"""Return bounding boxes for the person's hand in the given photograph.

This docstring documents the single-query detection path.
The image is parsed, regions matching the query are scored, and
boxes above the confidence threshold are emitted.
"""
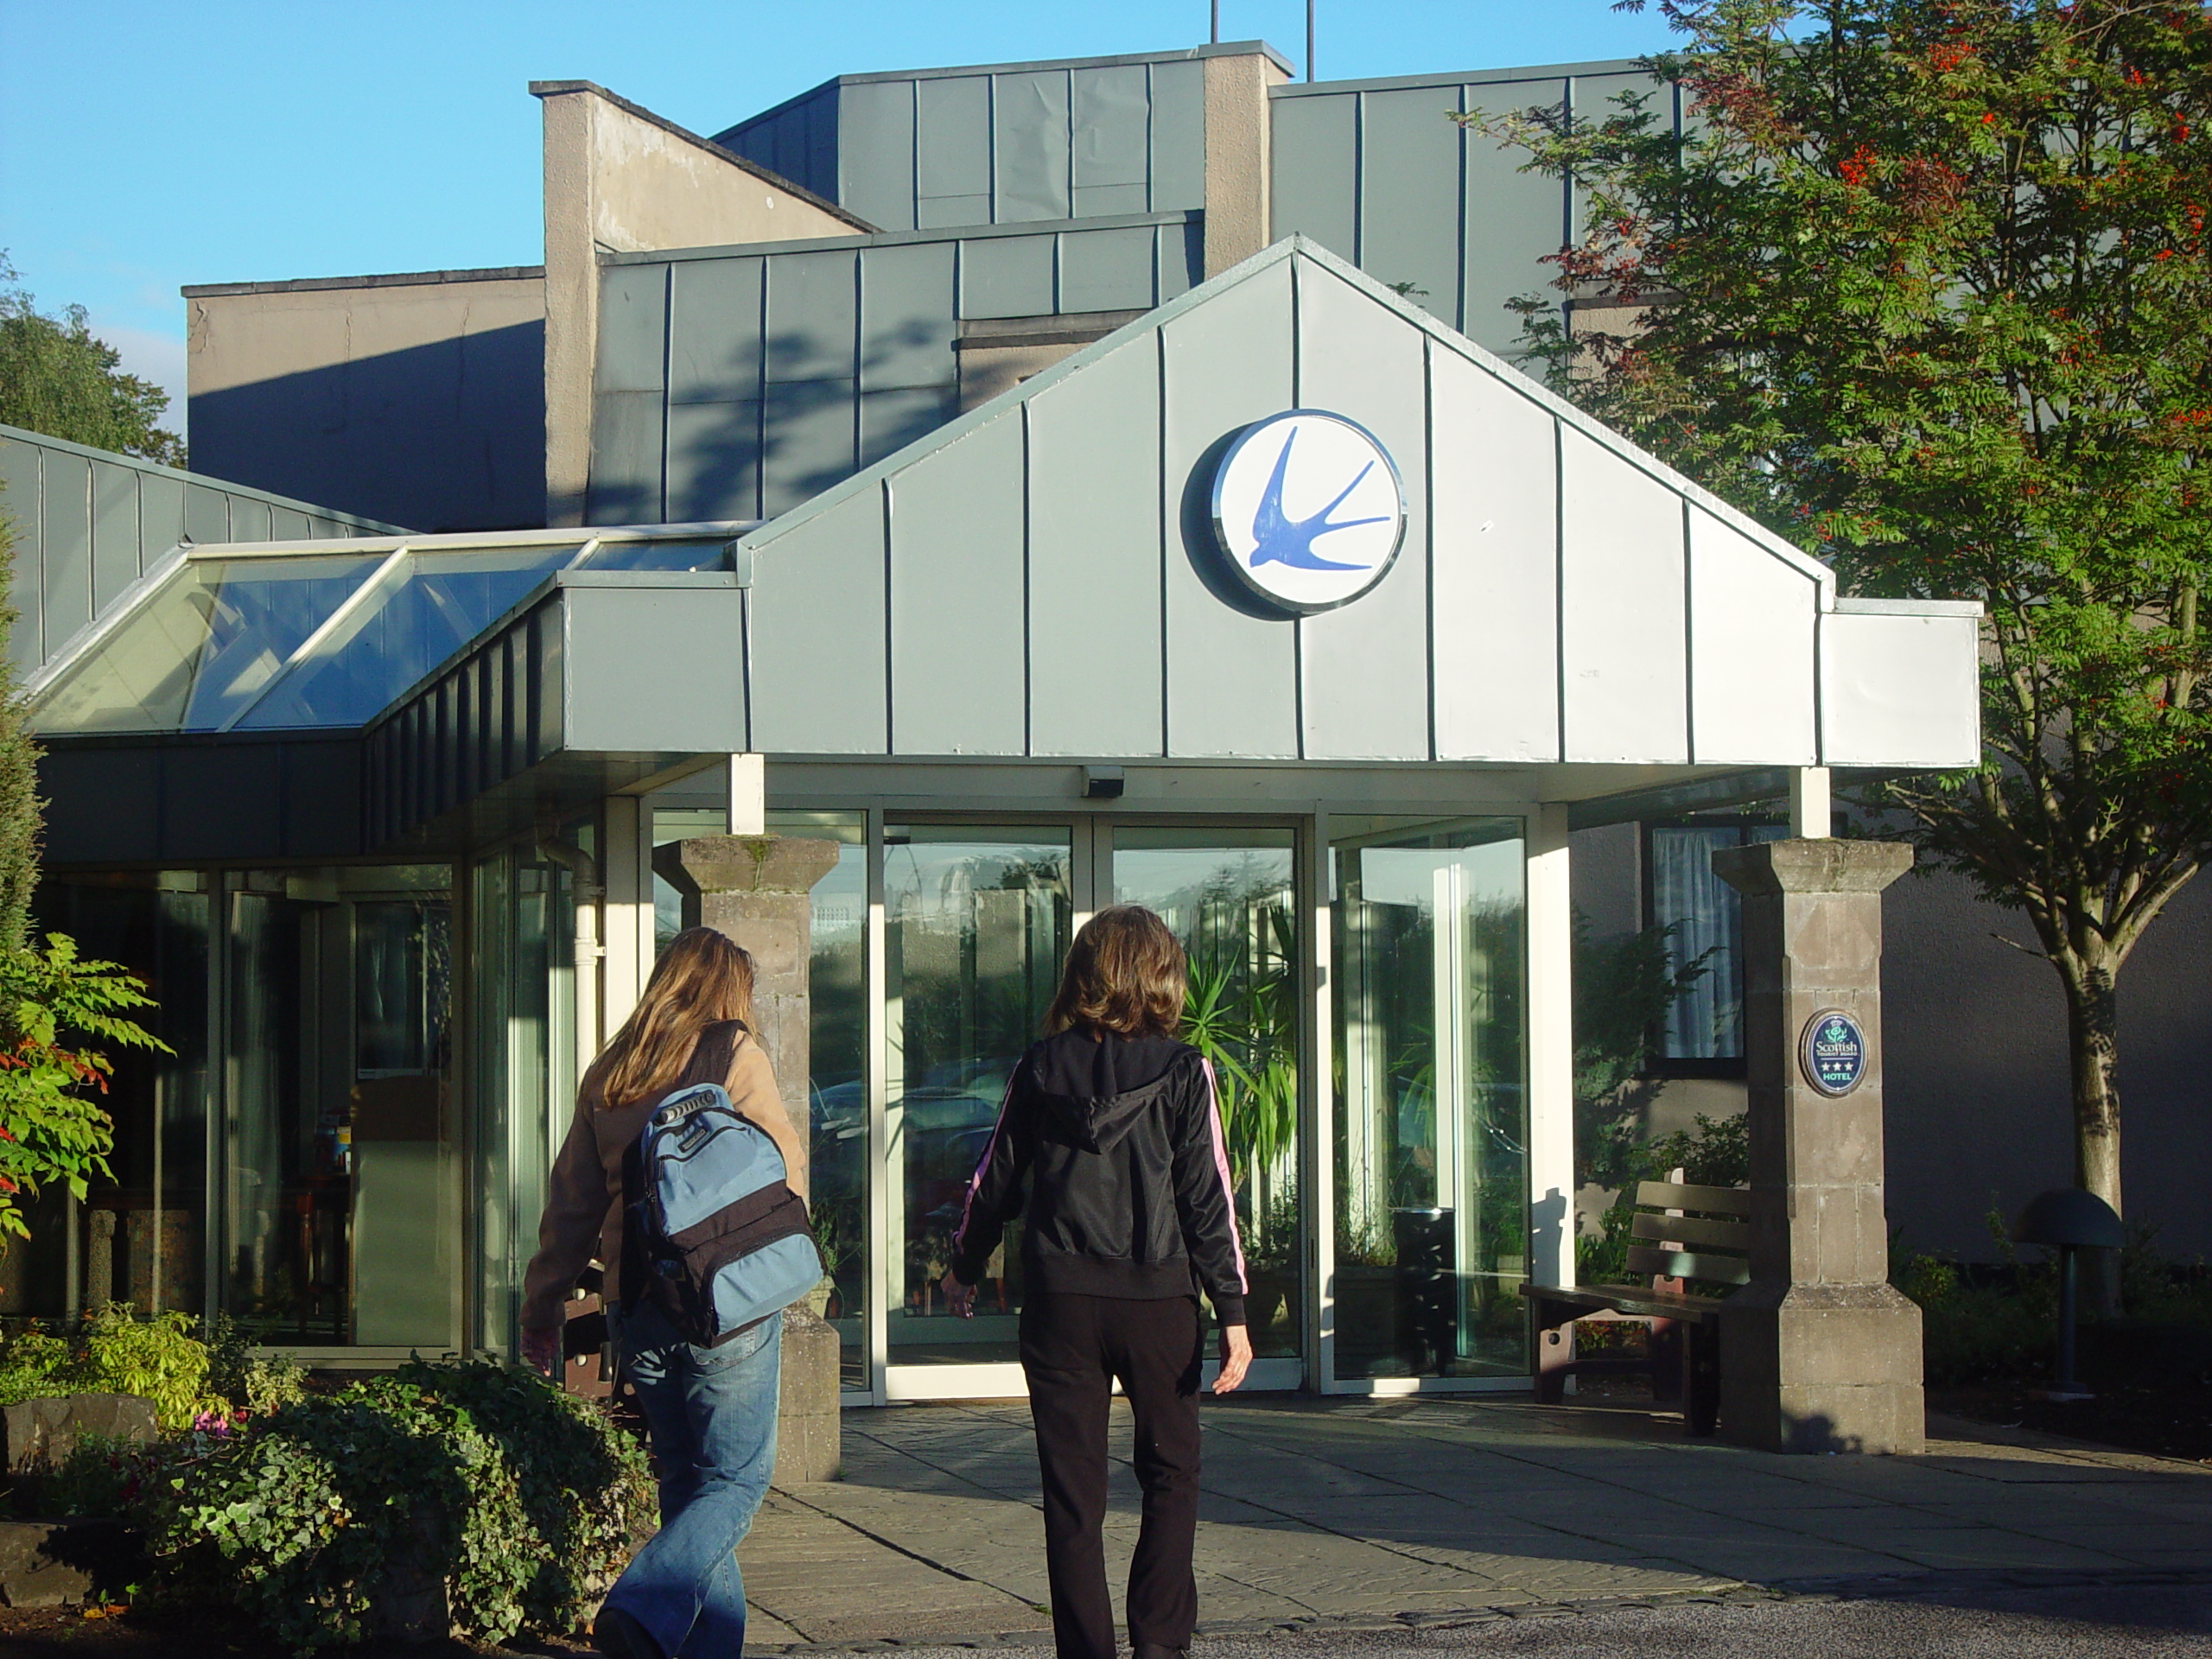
[521,1325,563,1379]
[941,1270,976,1319]
[1213,1323,1253,1395]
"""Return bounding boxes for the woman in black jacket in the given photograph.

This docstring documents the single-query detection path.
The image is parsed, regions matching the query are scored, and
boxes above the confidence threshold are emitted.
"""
[943,905,1252,1659]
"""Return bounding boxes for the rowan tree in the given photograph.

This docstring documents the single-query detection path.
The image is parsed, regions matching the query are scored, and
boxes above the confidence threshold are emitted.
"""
[1481,0,2212,1254]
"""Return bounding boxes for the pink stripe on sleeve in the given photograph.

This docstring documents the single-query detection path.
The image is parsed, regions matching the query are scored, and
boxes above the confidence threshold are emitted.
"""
[951,1070,1020,1260]
[1198,1058,1249,1291]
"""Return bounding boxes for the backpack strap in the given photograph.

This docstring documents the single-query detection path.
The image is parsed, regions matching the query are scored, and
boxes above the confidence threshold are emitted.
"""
[683,1019,747,1092]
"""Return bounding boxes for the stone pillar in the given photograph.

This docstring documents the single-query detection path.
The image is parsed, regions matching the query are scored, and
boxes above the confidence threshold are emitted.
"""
[1711,838,1924,1455]
[658,834,843,1484]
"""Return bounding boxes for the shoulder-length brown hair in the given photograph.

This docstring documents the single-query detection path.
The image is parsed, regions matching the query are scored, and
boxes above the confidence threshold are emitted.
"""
[1044,906,1186,1039]
[594,926,757,1109]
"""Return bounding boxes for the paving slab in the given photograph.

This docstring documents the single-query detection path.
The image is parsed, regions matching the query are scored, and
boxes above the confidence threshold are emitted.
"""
[728,1395,2212,1650]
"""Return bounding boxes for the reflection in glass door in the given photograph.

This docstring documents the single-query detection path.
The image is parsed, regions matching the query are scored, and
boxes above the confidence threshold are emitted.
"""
[1332,823,1527,1382]
[1109,829,1301,1363]
[884,827,1071,1371]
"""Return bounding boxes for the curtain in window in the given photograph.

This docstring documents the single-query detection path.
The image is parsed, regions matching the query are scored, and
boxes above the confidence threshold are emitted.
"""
[1651,826,1743,1059]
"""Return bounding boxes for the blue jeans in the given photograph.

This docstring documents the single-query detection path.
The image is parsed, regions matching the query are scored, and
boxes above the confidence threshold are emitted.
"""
[604,1303,781,1657]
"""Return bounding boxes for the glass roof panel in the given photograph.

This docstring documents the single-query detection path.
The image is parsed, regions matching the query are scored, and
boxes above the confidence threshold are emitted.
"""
[235,544,582,731]
[29,554,385,735]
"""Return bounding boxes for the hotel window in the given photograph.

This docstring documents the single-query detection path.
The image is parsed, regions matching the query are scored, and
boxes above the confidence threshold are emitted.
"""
[1643,820,1790,1072]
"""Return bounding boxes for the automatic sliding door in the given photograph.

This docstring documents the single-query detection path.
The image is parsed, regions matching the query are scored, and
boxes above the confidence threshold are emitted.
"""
[883,827,1071,1373]
[1332,823,1527,1382]
[1109,829,1302,1367]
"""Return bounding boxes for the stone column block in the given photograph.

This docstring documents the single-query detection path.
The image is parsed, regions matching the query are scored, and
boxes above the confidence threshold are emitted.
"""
[1712,838,1924,1454]
[658,834,845,1484]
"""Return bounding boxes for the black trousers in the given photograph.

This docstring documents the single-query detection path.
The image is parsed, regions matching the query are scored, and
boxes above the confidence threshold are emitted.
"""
[1020,1292,1206,1659]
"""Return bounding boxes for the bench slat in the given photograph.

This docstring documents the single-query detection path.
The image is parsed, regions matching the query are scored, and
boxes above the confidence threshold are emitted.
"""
[1520,1282,1726,1323]
[1635,1180,1751,1217]
[1626,1244,1751,1286]
[1630,1211,1750,1251]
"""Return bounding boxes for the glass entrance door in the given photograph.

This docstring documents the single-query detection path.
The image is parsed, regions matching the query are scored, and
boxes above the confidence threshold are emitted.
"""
[883,826,1071,1384]
[1109,829,1303,1373]
[1330,822,1528,1384]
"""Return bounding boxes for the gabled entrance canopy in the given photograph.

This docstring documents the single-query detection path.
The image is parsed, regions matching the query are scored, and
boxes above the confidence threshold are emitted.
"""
[732,235,1980,792]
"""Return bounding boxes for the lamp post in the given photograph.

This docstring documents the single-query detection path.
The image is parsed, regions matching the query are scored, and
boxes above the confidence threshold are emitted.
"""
[2012,1188,2126,1403]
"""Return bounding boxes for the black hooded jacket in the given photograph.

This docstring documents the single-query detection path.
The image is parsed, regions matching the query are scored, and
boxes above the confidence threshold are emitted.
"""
[949,1028,1248,1326]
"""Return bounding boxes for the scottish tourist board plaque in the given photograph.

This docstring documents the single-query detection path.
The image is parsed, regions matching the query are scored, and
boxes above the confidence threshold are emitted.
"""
[1800,1007,1869,1096]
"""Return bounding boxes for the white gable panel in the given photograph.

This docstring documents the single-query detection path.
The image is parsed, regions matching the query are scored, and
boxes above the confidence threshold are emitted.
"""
[889,413,1026,755]
[749,486,888,754]
[1294,264,1430,761]
[1688,507,1818,765]
[1559,428,1688,764]
[1027,338,1166,757]
[1430,345,1560,761]
[1160,253,1300,760]
[1820,610,1981,767]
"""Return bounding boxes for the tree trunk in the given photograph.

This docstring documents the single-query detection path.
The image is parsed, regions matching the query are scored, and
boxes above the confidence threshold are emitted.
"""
[2058,954,2123,1315]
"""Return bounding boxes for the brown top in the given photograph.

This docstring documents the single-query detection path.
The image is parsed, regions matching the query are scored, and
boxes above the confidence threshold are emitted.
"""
[518,1023,807,1332]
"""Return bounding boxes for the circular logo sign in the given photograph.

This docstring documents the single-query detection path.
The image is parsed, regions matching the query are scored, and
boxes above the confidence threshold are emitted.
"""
[1208,410,1406,614]
[1800,1007,1870,1096]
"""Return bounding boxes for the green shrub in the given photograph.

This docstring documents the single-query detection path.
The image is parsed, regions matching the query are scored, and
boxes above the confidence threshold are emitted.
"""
[1577,1111,1749,1285]
[0,1305,224,1428]
[201,1313,306,1416]
[138,1357,652,1652]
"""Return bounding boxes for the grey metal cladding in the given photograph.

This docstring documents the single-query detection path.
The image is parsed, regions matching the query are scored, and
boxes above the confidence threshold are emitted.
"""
[747,485,887,753]
[1293,265,1431,761]
[588,390,666,524]
[138,473,183,567]
[564,586,748,753]
[597,264,671,394]
[1160,254,1299,759]
[860,388,950,468]
[917,76,991,208]
[840,79,918,232]
[860,241,956,391]
[1461,77,1572,351]
[669,257,764,404]
[667,400,763,521]
[760,383,858,518]
[41,452,91,654]
[888,413,1025,755]
[1149,60,1205,211]
[1358,87,1462,325]
[1559,425,1688,763]
[1027,336,1163,757]
[1073,184,1150,217]
[1159,222,1204,300]
[918,194,991,230]
[1072,65,1148,188]
[995,69,1072,223]
[182,485,228,548]
[1429,340,1560,761]
[0,440,41,671]
[961,232,1055,320]
[765,250,858,385]
[1058,227,1157,315]
[1270,93,1358,260]
[92,465,137,613]
[230,498,271,543]
[269,507,309,542]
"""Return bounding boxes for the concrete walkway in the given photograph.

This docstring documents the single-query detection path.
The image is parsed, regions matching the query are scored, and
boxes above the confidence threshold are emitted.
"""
[737,1395,2212,1652]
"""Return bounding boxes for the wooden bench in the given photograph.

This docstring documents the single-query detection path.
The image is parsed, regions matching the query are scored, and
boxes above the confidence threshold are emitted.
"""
[1519,1178,1751,1437]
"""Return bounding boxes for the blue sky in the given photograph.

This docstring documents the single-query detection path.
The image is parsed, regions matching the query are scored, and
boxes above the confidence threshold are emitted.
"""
[0,1,1679,423]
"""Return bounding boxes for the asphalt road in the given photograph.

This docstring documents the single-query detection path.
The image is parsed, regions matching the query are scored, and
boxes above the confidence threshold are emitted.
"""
[853,1582,2212,1658]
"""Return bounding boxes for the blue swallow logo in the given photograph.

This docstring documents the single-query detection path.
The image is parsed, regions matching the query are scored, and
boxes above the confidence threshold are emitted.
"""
[1248,427,1391,573]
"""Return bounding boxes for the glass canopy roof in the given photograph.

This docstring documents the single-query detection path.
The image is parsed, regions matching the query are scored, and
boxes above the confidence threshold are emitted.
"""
[28,526,748,737]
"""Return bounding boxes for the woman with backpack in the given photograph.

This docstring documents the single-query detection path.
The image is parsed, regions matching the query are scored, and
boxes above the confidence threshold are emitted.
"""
[519,926,807,1659]
[944,905,1252,1659]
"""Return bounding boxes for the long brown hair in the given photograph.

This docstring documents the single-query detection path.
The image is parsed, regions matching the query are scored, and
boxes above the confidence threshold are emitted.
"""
[594,926,757,1108]
[1044,905,1186,1039]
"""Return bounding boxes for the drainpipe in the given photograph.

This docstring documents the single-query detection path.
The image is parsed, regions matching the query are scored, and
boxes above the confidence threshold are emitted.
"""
[537,836,607,1088]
